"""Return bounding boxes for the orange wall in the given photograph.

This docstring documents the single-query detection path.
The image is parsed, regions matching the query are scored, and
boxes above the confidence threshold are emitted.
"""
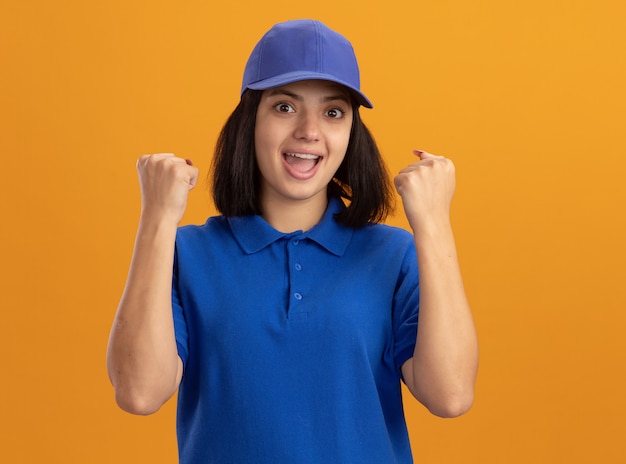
[2,1,625,462]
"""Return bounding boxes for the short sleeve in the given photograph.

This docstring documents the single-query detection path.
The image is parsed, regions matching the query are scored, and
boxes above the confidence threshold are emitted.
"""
[172,244,189,369]
[392,240,420,371]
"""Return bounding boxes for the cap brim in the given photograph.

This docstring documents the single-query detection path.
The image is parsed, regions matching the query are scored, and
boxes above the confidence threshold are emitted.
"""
[246,71,373,109]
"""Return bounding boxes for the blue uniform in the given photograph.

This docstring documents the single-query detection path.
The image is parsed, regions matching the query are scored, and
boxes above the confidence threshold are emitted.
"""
[172,198,420,463]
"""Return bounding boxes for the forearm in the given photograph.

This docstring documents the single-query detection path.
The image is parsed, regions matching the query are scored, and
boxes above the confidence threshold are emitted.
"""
[406,221,478,417]
[106,214,182,414]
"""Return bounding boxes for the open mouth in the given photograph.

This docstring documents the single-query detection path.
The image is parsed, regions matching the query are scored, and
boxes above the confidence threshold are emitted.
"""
[283,152,321,174]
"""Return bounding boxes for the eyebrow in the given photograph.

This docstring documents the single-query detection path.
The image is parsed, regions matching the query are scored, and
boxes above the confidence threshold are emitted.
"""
[266,88,351,104]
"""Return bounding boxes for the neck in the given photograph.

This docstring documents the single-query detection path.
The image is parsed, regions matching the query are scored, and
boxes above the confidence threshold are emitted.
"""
[261,195,329,233]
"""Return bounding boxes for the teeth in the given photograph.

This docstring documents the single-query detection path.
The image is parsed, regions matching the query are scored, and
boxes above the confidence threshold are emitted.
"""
[286,153,319,160]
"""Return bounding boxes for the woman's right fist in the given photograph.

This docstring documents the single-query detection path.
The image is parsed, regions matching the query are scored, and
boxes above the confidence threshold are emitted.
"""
[136,153,199,224]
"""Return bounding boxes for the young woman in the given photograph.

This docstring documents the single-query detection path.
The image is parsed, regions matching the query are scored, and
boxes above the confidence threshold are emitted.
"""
[107,19,478,464]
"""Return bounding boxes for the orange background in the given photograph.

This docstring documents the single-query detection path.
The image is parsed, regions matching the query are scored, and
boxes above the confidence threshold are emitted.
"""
[2,1,625,462]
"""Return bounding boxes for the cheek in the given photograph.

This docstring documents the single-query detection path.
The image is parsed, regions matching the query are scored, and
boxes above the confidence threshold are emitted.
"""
[330,126,352,162]
[336,115,353,151]
[254,115,286,157]
[254,121,275,163]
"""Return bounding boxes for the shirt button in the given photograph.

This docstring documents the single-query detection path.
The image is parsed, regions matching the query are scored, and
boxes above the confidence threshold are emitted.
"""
[295,263,302,271]
[292,240,299,246]
[294,292,303,300]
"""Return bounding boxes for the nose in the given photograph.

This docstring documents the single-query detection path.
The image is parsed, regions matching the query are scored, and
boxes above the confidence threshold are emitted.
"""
[293,111,320,142]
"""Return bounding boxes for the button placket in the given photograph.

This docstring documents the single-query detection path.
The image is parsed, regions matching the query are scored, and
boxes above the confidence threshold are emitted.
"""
[288,237,306,316]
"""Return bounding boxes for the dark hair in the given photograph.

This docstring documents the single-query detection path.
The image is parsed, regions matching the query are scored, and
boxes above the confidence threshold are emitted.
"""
[211,89,394,228]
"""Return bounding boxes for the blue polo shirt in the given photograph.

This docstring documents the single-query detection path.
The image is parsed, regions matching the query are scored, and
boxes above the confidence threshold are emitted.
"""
[172,197,420,463]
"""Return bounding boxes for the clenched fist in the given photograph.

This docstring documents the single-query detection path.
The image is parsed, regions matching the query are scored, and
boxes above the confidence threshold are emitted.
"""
[136,153,199,225]
[394,150,456,234]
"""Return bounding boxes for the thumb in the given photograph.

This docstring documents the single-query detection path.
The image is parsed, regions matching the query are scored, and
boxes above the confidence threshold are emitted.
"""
[187,165,199,190]
[413,149,435,160]
[413,149,445,161]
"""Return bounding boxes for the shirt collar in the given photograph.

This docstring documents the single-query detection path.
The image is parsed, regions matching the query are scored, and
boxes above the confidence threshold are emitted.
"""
[227,197,353,257]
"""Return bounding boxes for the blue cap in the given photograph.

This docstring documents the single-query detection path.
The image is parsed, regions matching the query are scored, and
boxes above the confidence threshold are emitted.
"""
[241,19,373,108]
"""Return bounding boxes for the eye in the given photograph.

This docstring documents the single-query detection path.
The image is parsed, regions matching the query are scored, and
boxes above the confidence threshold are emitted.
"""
[274,102,295,113]
[325,108,345,119]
